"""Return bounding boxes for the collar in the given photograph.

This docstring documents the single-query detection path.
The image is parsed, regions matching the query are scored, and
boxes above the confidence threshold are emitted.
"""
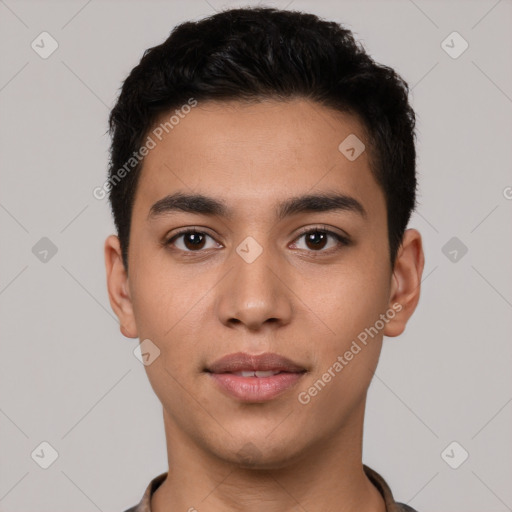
[124,464,417,512]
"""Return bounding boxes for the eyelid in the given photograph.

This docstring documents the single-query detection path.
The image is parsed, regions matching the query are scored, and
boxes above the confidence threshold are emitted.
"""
[293,224,351,242]
[299,224,349,238]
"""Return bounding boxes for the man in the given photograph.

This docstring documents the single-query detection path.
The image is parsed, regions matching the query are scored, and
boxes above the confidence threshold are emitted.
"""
[104,6,424,512]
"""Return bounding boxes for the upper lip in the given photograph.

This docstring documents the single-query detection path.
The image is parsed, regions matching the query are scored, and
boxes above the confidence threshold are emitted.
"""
[205,352,306,374]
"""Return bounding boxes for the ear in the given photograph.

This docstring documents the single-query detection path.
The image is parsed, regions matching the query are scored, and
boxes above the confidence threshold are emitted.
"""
[383,228,425,338]
[104,235,138,338]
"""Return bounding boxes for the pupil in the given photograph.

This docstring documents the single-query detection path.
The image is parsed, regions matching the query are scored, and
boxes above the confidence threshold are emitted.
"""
[307,231,326,250]
[186,233,205,249]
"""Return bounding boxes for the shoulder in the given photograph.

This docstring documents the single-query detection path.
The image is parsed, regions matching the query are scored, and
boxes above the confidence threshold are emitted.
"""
[363,464,420,512]
[395,504,419,512]
[121,471,168,512]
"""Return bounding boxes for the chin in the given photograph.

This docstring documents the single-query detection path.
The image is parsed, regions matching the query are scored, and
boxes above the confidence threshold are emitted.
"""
[210,435,308,470]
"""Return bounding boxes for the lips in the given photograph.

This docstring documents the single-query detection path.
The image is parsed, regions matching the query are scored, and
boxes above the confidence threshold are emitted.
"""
[205,351,306,374]
[205,352,306,402]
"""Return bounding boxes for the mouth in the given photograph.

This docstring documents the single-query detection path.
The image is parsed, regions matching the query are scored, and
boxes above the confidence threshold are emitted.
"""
[204,352,307,402]
[205,351,306,374]
[226,370,295,377]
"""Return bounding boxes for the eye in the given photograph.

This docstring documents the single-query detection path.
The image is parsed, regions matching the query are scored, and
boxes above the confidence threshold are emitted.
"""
[165,228,221,252]
[290,227,350,253]
[164,226,350,254]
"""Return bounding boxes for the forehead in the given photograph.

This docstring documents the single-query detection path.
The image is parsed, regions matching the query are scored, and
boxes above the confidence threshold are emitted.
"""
[132,98,384,222]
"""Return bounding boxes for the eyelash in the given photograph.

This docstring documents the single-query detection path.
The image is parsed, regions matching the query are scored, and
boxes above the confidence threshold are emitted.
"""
[164,226,351,254]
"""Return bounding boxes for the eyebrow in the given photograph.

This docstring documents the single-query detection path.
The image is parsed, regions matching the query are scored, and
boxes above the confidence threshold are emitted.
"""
[148,191,367,221]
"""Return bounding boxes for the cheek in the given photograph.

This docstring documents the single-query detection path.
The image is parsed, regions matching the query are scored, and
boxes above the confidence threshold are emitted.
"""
[129,260,210,374]
[303,260,391,346]
[295,269,387,419]
[129,251,193,336]
[130,282,169,340]
[129,268,204,414]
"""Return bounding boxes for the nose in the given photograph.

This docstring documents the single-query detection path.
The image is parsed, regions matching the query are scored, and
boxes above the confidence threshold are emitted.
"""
[215,238,294,332]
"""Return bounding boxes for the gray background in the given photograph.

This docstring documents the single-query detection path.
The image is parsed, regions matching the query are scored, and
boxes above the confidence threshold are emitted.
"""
[1,0,511,510]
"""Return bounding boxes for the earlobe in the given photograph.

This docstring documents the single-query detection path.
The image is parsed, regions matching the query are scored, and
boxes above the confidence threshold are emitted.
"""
[383,228,425,338]
[104,235,138,339]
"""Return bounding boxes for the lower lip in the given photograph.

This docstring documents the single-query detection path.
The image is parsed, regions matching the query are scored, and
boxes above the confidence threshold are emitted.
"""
[208,372,304,402]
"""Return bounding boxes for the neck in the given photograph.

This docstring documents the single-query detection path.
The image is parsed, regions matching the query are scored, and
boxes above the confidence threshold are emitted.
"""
[151,404,385,512]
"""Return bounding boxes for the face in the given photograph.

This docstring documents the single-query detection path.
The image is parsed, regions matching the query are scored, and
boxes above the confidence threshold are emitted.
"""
[105,98,424,468]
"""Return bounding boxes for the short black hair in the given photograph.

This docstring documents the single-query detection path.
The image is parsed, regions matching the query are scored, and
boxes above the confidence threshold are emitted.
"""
[107,6,417,271]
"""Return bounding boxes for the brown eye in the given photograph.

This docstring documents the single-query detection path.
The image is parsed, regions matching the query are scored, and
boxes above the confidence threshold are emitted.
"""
[181,232,207,250]
[304,231,328,250]
[166,229,219,252]
[291,228,349,253]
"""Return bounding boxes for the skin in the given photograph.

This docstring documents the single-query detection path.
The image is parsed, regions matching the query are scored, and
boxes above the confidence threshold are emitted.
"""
[105,98,424,512]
